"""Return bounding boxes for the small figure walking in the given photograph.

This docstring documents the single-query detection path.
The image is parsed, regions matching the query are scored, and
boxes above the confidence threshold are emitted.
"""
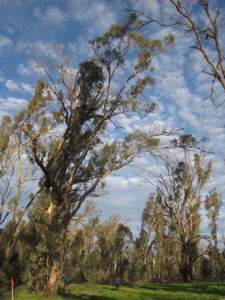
[64,274,70,297]
[115,277,121,290]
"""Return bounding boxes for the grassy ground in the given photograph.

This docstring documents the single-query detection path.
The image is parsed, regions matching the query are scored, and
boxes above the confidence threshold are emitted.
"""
[0,281,225,300]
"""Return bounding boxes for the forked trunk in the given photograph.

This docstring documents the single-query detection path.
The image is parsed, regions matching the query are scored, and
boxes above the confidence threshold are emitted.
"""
[0,225,17,273]
[181,254,193,282]
[0,246,16,273]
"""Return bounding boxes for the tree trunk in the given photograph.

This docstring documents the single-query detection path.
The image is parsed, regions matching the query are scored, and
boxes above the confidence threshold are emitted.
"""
[0,246,16,273]
[44,214,70,297]
[44,260,59,297]
[0,224,17,273]
[181,254,193,282]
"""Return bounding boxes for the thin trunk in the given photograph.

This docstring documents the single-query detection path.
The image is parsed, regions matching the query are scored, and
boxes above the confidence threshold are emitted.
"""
[158,252,161,279]
[72,265,77,283]
[160,239,163,278]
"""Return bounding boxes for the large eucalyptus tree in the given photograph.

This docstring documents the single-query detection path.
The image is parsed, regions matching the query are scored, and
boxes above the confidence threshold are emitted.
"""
[15,15,178,295]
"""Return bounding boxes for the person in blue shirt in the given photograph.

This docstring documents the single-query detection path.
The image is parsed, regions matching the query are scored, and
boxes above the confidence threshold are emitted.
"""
[64,274,70,297]
[115,277,121,290]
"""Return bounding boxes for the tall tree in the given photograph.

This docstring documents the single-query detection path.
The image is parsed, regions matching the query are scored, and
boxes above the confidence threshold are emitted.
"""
[0,115,39,274]
[143,139,213,281]
[205,188,223,249]
[96,214,126,279]
[15,16,177,296]
[153,207,167,279]
[205,188,223,276]
[139,192,162,265]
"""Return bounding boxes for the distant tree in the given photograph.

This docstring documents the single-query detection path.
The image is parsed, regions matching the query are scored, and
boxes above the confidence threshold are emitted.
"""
[134,192,163,277]
[63,200,100,283]
[61,199,99,275]
[128,257,151,284]
[201,257,213,279]
[139,192,162,265]
[114,223,132,278]
[205,188,223,250]
[205,188,223,277]
[143,139,213,281]
[153,208,167,279]
[96,214,129,279]
[83,249,103,284]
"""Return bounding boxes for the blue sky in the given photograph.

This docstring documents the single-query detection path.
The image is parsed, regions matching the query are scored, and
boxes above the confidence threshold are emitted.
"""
[0,0,225,242]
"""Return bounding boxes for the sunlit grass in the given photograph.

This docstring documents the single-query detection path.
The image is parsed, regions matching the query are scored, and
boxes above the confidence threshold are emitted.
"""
[0,281,225,299]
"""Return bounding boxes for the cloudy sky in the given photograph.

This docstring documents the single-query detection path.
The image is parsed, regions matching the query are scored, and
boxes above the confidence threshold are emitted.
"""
[0,0,225,241]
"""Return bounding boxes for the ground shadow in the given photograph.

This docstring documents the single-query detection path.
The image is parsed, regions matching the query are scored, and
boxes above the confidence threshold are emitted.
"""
[137,282,224,298]
[57,286,118,300]
[103,287,117,291]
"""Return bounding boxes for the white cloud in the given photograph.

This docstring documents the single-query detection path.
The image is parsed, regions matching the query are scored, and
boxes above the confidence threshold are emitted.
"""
[167,105,176,115]
[70,0,118,36]
[16,40,53,56]
[33,6,68,25]
[21,83,34,94]
[0,97,27,111]
[171,87,192,108]
[133,0,160,16]
[68,42,76,53]
[17,63,32,76]
[70,36,92,57]
[0,76,5,83]
[116,115,141,133]
[0,35,13,55]
[16,41,27,52]
[4,25,15,34]
[5,79,21,91]
[5,80,33,94]
[155,71,186,95]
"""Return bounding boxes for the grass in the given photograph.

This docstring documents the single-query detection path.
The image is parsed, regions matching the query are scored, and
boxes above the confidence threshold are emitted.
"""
[0,281,225,300]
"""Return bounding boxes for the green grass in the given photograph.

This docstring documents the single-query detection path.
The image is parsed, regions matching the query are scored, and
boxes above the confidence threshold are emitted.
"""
[0,281,225,299]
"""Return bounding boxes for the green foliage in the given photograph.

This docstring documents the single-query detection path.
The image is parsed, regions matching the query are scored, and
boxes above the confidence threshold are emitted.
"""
[18,191,61,292]
[0,115,12,159]
[0,115,13,178]
[201,257,213,279]
[129,258,151,284]
[170,134,197,148]
[78,61,104,115]
[124,130,160,150]
[7,196,17,211]
[152,146,213,281]
[83,250,104,284]
[131,77,156,98]
[205,188,222,245]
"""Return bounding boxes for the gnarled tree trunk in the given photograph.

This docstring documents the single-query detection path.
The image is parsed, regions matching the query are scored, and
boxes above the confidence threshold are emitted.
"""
[44,261,59,297]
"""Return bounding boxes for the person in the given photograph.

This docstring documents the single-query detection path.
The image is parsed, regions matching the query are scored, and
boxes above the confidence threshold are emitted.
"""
[64,274,70,297]
[115,277,121,290]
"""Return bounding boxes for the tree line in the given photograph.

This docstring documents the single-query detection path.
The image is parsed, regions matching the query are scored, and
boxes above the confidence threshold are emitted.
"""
[0,0,225,296]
